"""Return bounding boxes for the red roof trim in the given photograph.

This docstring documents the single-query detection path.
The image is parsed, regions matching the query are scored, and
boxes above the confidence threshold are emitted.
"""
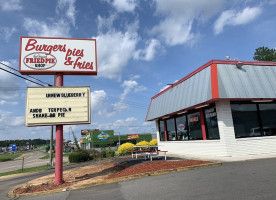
[151,59,276,100]
[145,98,153,122]
[211,63,219,99]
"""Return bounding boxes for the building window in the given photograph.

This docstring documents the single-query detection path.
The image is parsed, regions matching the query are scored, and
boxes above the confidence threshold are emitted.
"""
[166,118,176,141]
[259,103,276,136]
[187,112,203,140]
[204,107,220,140]
[231,103,261,138]
[159,120,166,141]
[175,115,189,140]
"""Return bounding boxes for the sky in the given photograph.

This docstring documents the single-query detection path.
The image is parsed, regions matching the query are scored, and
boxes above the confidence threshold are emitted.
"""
[1,0,276,141]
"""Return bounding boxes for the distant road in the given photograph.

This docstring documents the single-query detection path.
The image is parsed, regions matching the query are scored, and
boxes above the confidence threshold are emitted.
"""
[0,151,67,173]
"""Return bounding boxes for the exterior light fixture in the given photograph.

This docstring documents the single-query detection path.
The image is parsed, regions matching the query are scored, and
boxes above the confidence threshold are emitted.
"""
[236,61,244,68]
[195,104,209,109]
[177,111,187,115]
[162,116,170,119]
[252,100,273,103]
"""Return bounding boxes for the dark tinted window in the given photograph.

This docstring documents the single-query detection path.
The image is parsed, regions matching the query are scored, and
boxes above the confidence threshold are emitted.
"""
[231,104,260,138]
[159,120,165,141]
[259,103,276,136]
[175,115,189,140]
[166,118,176,141]
[187,112,203,140]
[204,107,220,139]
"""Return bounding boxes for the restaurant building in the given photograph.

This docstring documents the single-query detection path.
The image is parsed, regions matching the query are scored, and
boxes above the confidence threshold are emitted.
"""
[145,60,276,158]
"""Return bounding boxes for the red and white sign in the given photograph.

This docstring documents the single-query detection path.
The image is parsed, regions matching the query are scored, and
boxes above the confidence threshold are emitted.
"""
[189,115,199,124]
[127,134,140,140]
[19,36,97,75]
[177,124,185,131]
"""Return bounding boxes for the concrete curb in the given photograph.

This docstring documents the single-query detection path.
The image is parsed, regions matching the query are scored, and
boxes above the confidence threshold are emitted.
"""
[8,162,222,198]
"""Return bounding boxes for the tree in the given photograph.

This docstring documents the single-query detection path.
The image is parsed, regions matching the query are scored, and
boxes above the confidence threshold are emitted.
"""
[253,46,276,61]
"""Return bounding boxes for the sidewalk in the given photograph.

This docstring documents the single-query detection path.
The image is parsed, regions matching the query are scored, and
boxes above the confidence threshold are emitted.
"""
[167,153,276,162]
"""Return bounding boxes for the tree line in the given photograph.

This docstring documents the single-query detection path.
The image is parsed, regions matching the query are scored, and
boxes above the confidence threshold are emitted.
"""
[0,139,50,147]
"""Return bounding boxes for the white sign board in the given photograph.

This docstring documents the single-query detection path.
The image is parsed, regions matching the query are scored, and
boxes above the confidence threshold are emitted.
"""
[19,36,97,75]
[26,87,91,126]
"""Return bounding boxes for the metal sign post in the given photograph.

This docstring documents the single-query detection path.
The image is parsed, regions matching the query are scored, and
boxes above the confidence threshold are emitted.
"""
[22,154,25,171]
[55,73,63,184]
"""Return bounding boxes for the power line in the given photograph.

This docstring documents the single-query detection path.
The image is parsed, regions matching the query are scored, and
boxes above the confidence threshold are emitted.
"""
[0,62,52,86]
[0,67,45,87]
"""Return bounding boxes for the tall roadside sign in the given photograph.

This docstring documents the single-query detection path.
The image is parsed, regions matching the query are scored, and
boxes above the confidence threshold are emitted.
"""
[19,37,97,75]
[19,36,97,184]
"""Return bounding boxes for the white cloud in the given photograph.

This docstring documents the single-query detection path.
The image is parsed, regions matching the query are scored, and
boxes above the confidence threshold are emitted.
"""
[268,0,276,5]
[95,28,139,81]
[106,101,129,118]
[90,90,129,118]
[104,0,138,13]
[113,117,137,128]
[23,18,71,37]
[0,0,23,11]
[143,121,155,127]
[0,27,16,42]
[91,90,108,115]
[23,0,77,37]
[90,77,146,118]
[97,14,117,33]
[129,74,140,80]
[0,100,18,105]
[159,85,170,92]
[152,0,223,46]
[214,7,262,35]
[120,80,138,101]
[0,61,21,99]
[134,39,161,61]
[125,117,137,123]
[56,0,77,26]
[159,80,178,92]
[152,18,196,46]
[0,110,24,127]
[120,79,147,101]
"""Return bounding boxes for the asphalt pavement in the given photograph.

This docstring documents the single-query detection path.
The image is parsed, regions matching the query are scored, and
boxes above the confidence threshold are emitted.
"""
[2,157,276,200]
[0,151,68,173]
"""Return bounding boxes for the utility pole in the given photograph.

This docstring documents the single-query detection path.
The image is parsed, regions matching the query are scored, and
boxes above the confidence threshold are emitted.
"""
[49,75,56,168]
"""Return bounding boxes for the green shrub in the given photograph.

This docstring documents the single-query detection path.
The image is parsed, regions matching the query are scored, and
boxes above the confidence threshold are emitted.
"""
[68,150,90,163]
[100,150,107,158]
[44,145,50,152]
[106,150,115,157]
[87,149,101,160]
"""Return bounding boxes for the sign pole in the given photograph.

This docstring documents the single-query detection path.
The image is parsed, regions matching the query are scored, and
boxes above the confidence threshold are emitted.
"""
[55,73,63,184]
[22,154,24,171]
[50,75,56,168]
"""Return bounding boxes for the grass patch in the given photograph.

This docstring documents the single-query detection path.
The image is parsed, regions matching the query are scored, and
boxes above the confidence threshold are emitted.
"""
[0,162,68,177]
[39,152,71,160]
[0,154,21,162]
